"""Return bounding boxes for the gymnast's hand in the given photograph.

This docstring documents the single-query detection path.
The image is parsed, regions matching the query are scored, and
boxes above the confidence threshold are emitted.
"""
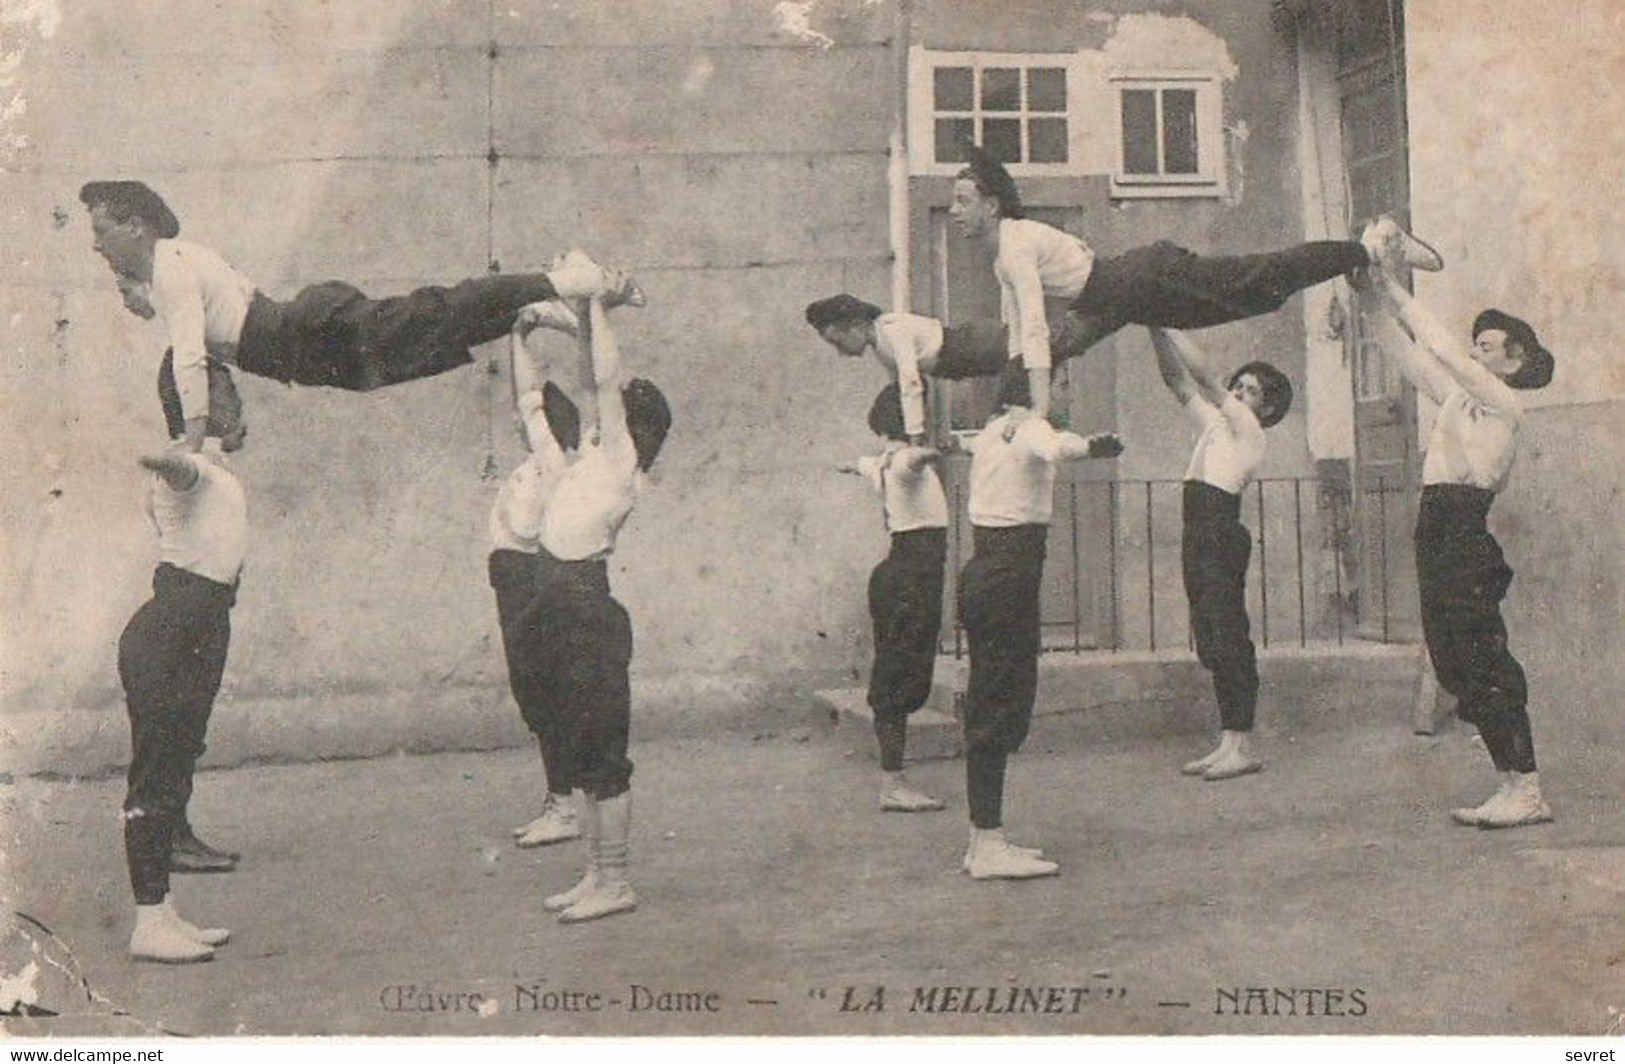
[1000,407,1035,442]
[1086,433,1125,460]
[600,266,647,310]
[547,249,607,301]
[139,448,202,490]
[895,446,938,472]
[515,301,580,340]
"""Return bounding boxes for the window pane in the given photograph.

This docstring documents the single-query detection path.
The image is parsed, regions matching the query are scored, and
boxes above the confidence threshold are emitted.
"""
[1027,67,1067,112]
[935,118,975,163]
[982,67,1021,111]
[934,66,973,112]
[982,118,1022,163]
[1120,89,1159,174]
[1162,88,1199,174]
[1028,117,1068,163]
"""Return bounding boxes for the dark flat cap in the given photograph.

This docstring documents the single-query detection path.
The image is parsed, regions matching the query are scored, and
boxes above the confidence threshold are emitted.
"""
[806,294,882,332]
[79,181,180,239]
[1473,308,1554,390]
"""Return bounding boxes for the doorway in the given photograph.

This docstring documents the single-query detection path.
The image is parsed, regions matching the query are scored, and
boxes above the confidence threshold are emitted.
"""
[1335,0,1420,640]
[924,204,1119,651]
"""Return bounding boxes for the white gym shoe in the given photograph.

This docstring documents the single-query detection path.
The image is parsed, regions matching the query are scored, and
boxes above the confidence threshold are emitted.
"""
[880,776,946,813]
[129,906,214,964]
[544,868,600,913]
[959,825,1045,871]
[1477,773,1553,830]
[515,300,580,338]
[964,839,1059,881]
[1181,746,1223,777]
[514,796,580,849]
[547,250,607,300]
[959,841,1045,873]
[558,881,638,924]
[160,898,230,947]
[1361,216,1445,272]
[1201,750,1264,782]
[1450,775,1513,826]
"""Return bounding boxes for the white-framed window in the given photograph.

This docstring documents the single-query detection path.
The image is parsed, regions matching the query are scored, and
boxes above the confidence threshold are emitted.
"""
[908,49,1079,176]
[1109,72,1225,198]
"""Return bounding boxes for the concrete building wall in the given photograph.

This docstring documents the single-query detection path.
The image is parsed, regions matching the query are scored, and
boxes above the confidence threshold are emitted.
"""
[907,3,1328,651]
[0,0,1343,768]
[0,0,898,767]
[1406,0,1625,748]
[910,3,1316,483]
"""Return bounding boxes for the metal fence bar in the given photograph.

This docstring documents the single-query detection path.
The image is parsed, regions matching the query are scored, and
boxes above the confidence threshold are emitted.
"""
[938,472,1383,659]
[953,475,964,661]
[1294,477,1307,649]
[1378,476,1391,643]
[1069,481,1081,653]
[1107,480,1121,651]
[1257,480,1270,649]
[1144,480,1156,652]
[1332,485,1345,647]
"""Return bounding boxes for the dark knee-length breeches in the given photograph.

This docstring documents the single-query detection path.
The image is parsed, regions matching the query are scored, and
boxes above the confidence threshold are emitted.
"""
[519,551,634,801]
[490,549,573,792]
[935,320,1010,380]
[118,564,235,905]
[958,525,1048,757]
[237,273,560,391]
[867,528,948,721]
[1073,240,1366,331]
[1415,485,1531,754]
[1001,241,1367,380]
[1181,481,1258,732]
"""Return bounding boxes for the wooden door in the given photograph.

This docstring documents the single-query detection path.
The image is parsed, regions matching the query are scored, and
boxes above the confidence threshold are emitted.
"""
[927,206,1118,652]
[1337,0,1420,640]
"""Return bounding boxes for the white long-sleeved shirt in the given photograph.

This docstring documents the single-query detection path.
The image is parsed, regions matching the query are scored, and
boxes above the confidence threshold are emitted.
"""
[966,412,1095,527]
[539,437,641,563]
[148,239,258,424]
[489,390,573,553]
[1183,393,1266,496]
[871,313,945,440]
[1422,389,1519,492]
[1388,327,1523,493]
[855,443,949,534]
[994,218,1095,373]
[146,453,247,586]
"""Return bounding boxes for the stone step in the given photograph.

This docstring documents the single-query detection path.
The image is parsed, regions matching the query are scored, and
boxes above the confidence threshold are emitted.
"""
[814,686,964,763]
[818,642,1426,763]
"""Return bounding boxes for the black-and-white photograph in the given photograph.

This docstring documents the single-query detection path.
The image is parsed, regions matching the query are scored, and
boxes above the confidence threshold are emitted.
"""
[2,0,1622,1043]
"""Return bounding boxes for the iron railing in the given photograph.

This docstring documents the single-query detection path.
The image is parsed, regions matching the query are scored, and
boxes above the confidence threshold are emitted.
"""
[940,474,1413,658]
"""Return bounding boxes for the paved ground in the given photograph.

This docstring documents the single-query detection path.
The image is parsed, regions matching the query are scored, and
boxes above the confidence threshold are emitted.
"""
[3,706,1623,1038]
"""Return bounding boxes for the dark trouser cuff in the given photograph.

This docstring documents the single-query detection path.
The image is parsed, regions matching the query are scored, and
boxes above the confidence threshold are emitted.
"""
[966,746,1007,830]
[874,717,907,773]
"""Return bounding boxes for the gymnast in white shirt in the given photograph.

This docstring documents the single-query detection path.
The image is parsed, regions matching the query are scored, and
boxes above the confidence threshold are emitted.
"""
[1362,267,1555,831]
[836,383,952,812]
[1150,328,1292,783]
[807,296,1015,443]
[82,180,631,452]
[524,277,672,926]
[946,145,1440,423]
